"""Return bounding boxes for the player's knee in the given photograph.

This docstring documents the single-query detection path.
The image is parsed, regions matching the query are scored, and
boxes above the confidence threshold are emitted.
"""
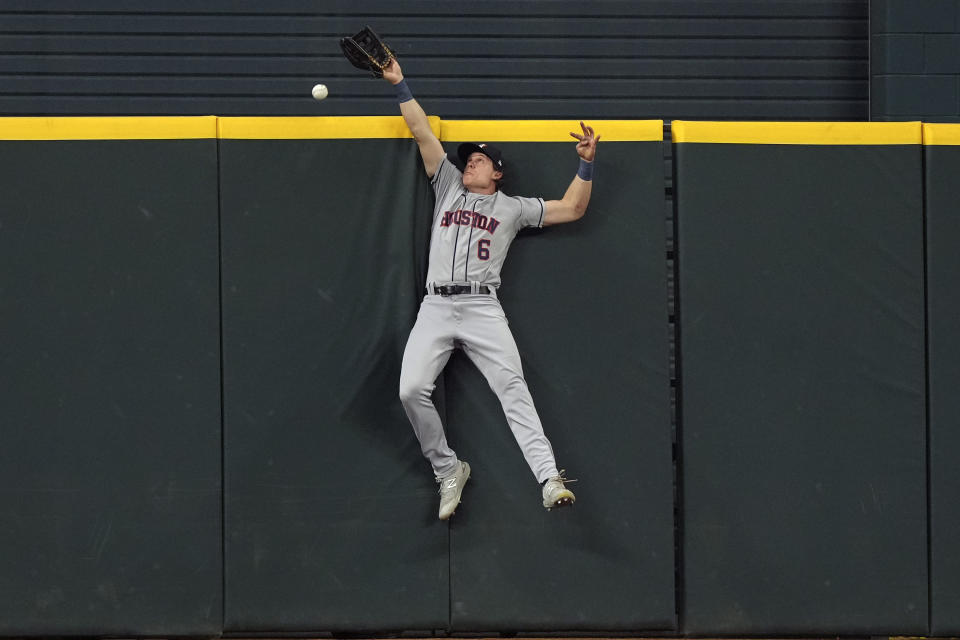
[398,382,415,406]
[493,371,528,399]
[399,378,430,406]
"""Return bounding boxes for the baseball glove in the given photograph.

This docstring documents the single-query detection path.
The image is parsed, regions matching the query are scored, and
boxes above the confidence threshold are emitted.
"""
[339,26,395,78]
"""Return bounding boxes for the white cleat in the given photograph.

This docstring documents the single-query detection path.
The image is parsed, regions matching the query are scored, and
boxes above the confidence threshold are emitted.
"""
[437,460,471,520]
[542,471,576,510]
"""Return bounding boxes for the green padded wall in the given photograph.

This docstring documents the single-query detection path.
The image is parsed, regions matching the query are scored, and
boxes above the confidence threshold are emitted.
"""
[5,113,946,637]
[440,122,676,632]
[925,124,960,636]
[0,119,222,635]
[219,118,446,632]
[673,121,927,635]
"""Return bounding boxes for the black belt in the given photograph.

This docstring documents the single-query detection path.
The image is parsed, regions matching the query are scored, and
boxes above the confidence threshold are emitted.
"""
[432,284,490,296]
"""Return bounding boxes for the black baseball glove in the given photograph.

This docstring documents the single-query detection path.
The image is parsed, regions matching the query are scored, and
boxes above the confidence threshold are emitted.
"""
[339,26,396,78]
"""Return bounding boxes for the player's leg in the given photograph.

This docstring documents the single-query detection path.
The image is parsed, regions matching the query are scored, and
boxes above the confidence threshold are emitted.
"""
[457,296,560,484]
[399,297,460,479]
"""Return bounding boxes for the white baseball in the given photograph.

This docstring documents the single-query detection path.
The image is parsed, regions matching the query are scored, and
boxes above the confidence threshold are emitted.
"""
[311,83,328,100]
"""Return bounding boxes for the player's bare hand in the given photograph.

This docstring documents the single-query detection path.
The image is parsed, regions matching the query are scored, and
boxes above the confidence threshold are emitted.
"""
[570,122,600,162]
[382,58,404,85]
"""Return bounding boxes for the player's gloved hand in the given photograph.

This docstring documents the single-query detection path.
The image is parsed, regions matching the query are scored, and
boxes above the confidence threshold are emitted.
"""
[340,25,395,78]
[570,122,600,162]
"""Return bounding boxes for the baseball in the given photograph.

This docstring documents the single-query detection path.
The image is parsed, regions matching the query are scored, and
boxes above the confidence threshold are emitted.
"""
[311,83,328,101]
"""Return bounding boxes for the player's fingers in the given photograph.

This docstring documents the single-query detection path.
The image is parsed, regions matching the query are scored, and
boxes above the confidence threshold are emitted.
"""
[570,131,584,141]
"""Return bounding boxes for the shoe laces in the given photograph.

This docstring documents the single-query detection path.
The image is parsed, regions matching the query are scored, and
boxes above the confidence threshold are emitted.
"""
[552,469,577,486]
[545,470,577,496]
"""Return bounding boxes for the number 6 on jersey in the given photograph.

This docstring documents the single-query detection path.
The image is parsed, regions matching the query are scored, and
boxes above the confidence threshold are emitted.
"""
[478,238,490,260]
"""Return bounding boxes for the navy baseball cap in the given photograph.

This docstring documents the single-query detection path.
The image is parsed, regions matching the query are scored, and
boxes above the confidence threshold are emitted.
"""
[457,142,504,172]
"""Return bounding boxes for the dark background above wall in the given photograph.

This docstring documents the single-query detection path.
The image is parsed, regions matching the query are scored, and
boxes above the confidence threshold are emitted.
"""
[871,0,960,123]
[0,0,868,121]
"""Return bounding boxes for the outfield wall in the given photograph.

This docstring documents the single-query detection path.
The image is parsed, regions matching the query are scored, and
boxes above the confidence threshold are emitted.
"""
[1,117,957,636]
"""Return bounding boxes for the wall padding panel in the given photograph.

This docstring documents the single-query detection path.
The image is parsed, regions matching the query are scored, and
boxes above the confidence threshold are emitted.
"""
[440,121,676,632]
[0,117,222,636]
[219,116,448,633]
[673,121,927,635]
[925,123,960,636]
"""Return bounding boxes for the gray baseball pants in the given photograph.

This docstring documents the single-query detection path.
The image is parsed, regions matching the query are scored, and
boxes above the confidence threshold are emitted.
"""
[398,293,560,483]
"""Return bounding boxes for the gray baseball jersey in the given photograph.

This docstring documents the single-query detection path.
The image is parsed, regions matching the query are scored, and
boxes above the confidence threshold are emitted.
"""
[427,156,544,289]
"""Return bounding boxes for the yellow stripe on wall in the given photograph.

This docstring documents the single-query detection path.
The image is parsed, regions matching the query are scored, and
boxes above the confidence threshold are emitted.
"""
[923,123,960,145]
[217,116,441,139]
[0,116,217,140]
[440,120,663,142]
[3,117,944,145]
[672,121,922,145]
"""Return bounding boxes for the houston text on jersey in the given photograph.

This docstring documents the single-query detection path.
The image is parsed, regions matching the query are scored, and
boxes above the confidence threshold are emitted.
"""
[440,209,501,234]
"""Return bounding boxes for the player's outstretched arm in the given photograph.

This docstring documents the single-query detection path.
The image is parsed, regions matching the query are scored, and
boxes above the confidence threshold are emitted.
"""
[543,122,600,226]
[383,59,446,178]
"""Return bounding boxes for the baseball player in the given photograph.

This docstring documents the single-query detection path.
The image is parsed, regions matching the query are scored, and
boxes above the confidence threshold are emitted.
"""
[384,59,599,520]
